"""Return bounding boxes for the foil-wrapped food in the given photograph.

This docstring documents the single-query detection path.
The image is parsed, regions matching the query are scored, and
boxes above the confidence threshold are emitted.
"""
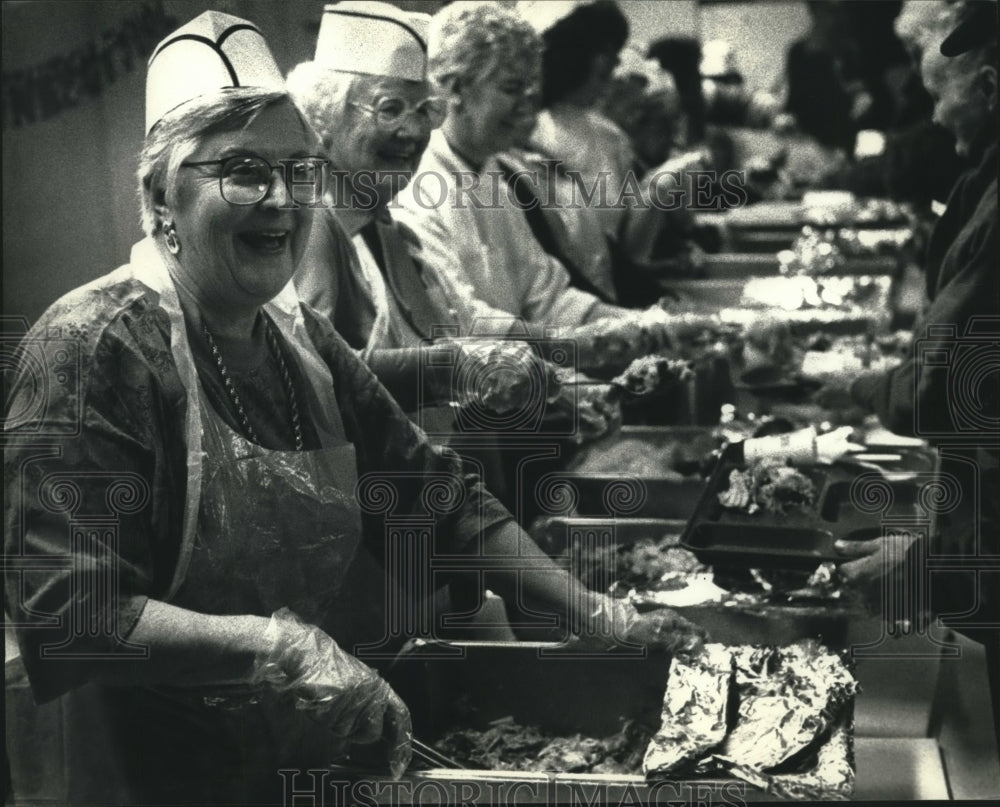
[431,641,856,801]
[718,460,816,515]
[643,643,733,776]
[719,643,854,769]
[645,640,857,800]
[715,715,854,800]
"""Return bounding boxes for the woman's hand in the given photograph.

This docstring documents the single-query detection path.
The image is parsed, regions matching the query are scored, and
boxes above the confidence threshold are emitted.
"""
[834,532,920,588]
[253,608,412,779]
[833,532,923,621]
[434,339,544,413]
[582,595,707,655]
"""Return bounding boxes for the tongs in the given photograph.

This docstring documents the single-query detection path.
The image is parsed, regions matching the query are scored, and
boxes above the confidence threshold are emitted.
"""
[411,737,465,770]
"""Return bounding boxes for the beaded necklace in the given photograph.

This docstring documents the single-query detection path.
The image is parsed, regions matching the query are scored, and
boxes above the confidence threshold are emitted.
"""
[202,318,304,450]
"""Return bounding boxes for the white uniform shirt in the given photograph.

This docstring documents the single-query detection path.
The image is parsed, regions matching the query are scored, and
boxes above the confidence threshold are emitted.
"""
[393,130,612,331]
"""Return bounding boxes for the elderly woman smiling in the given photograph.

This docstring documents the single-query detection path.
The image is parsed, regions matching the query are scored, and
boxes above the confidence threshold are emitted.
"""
[4,12,706,806]
[394,2,730,377]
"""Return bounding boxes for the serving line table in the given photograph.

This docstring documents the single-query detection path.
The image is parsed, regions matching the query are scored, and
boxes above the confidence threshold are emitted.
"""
[335,623,998,802]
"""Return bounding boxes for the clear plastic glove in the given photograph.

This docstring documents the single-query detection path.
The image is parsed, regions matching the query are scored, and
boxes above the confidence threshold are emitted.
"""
[443,340,540,414]
[584,595,708,655]
[252,608,412,779]
[662,312,736,354]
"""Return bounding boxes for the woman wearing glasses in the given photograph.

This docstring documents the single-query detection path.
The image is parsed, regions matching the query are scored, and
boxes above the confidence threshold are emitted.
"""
[4,11,705,806]
[290,2,541,420]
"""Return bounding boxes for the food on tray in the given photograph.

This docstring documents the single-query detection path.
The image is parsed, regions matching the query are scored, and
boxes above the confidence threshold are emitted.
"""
[798,196,908,228]
[432,642,856,799]
[777,225,911,277]
[778,228,846,276]
[852,197,909,224]
[611,355,694,396]
[433,716,654,774]
[799,331,908,382]
[741,275,880,311]
[715,563,841,604]
[718,460,816,515]
[562,534,708,594]
[643,643,733,777]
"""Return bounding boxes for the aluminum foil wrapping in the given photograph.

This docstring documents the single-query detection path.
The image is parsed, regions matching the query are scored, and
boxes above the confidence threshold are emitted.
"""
[713,714,856,801]
[643,640,857,800]
[720,640,857,769]
[642,644,732,777]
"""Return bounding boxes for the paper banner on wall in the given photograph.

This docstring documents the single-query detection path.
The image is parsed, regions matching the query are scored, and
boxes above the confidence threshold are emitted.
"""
[1,2,178,130]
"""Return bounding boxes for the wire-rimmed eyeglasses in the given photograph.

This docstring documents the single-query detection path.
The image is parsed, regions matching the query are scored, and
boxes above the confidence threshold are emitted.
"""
[348,96,447,132]
[181,154,327,206]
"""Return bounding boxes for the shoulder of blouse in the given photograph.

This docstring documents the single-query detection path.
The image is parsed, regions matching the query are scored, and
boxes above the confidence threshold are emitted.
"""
[11,267,172,399]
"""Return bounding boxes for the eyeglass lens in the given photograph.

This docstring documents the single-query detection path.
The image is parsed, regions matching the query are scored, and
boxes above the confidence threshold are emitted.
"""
[220,156,323,205]
[370,98,446,130]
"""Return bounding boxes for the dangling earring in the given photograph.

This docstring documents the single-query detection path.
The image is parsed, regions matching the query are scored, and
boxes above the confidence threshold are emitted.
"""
[164,223,180,255]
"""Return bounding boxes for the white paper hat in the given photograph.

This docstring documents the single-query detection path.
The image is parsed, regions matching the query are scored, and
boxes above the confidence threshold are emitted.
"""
[145,11,284,133]
[315,2,429,81]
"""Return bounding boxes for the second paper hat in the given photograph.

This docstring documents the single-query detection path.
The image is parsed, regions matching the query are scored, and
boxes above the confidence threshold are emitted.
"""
[316,2,429,81]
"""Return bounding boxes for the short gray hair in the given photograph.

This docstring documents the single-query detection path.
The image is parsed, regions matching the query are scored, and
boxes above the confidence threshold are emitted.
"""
[428,2,541,93]
[286,61,360,152]
[137,88,311,236]
[895,0,958,55]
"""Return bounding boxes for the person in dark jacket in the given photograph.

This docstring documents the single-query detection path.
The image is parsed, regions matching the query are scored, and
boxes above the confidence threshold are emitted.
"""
[838,0,1000,752]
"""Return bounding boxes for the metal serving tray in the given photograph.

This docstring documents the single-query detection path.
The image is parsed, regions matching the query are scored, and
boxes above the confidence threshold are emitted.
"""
[701,253,899,279]
[662,275,895,335]
[723,200,909,231]
[528,515,854,647]
[373,641,774,802]
[532,471,707,520]
[530,516,687,558]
